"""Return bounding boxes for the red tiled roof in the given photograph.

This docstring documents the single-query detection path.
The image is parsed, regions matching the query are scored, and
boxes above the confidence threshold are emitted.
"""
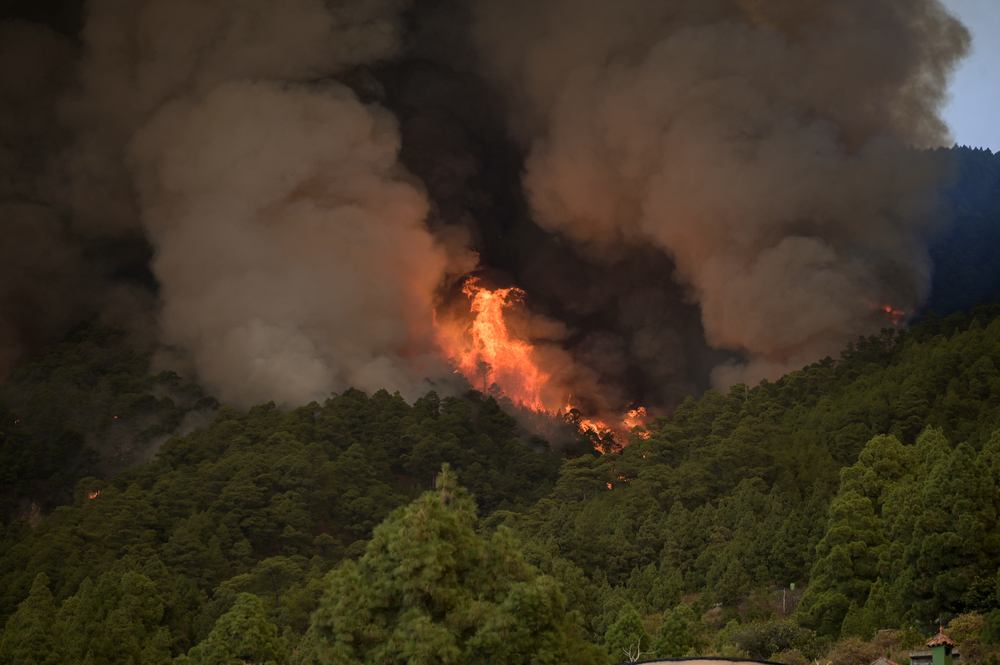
[871,658,901,665]
[927,628,957,648]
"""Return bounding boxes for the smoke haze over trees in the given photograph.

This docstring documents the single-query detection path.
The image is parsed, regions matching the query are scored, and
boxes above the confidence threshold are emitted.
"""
[0,0,994,419]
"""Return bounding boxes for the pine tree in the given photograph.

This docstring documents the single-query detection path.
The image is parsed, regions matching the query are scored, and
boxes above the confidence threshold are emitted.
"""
[309,464,607,665]
[859,578,899,638]
[839,600,863,639]
[655,604,694,657]
[60,559,173,665]
[604,609,653,662]
[715,557,753,608]
[794,490,887,636]
[185,592,287,665]
[0,573,63,665]
[902,441,1000,617]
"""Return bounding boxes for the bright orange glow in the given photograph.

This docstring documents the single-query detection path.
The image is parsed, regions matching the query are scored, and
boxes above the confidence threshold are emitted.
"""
[437,278,549,411]
[866,301,906,325]
[88,490,100,499]
[436,277,649,447]
[624,407,650,439]
[576,415,612,437]
[883,305,905,325]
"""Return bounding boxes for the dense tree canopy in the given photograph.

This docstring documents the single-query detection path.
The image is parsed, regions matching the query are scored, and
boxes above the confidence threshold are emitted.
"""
[310,465,605,665]
[1,301,1000,662]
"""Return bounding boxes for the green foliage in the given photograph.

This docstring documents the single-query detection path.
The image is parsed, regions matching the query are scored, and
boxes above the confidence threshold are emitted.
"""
[826,636,881,665]
[0,333,565,658]
[895,441,998,617]
[857,579,899,639]
[714,618,818,661]
[796,489,887,635]
[3,303,1000,660]
[309,465,606,665]
[0,573,63,665]
[0,324,209,521]
[604,609,653,662]
[799,421,1000,637]
[983,610,1000,645]
[655,603,696,657]
[186,593,287,665]
[60,558,173,665]
[948,612,984,645]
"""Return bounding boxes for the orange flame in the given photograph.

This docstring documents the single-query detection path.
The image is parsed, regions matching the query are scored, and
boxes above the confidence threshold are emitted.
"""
[866,301,906,325]
[436,277,649,446]
[625,408,650,440]
[88,490,100,499]
[437,278,549,411]
[882,305,906,325]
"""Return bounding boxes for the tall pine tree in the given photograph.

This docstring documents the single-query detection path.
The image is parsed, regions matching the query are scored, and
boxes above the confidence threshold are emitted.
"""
[309,465,606,665]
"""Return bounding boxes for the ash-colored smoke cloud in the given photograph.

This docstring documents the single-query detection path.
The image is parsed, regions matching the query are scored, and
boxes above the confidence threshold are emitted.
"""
[0,21,82,376]
[62,0,460,406]
[474,0,970,387]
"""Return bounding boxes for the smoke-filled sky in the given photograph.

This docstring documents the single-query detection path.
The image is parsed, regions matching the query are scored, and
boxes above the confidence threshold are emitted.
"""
[0,0,974,419]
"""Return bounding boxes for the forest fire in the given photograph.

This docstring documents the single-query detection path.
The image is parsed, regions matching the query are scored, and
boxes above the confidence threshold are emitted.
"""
[88,490,100,499]
[867,301,907,325]
[883,306,906,325]
[436,278,550,412]
[624,407,647,431]
[436,278,648,447]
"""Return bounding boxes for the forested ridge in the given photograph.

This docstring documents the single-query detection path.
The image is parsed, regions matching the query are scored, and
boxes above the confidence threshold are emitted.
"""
[2,302,1000,664]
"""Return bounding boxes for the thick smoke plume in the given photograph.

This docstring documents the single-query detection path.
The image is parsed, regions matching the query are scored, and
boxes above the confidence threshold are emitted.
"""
[473,0,969,387]
[0,0,972,418]
[113,0,469,406]
[2,0,471,406]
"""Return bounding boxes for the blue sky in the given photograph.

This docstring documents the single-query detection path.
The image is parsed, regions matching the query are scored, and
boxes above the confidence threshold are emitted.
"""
[940,0,1000,151]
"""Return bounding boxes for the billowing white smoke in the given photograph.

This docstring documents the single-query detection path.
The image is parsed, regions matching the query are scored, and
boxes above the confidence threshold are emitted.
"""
[131,82,448,405]
[473,0,969,387]
[64,0,458,405]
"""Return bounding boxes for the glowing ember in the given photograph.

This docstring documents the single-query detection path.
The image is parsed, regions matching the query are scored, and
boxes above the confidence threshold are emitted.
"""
[883,305,906,325]
[566,403,649,448]
[624,407,650,437]
[575,415,612,437]
[866,301,906,325]
[88,490,100,499]
[437,278,549,411]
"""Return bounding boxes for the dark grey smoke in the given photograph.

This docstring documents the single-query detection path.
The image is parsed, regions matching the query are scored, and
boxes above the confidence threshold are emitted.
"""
[0,11,155,377]
[0,0,971,418]
[471,0,969,388]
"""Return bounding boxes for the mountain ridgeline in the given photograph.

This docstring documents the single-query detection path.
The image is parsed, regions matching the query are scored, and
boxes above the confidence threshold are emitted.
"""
[1,300,1000,663]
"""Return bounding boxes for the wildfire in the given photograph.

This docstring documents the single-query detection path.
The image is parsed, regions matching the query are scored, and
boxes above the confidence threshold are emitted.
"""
[880,305,906,325]
[565,404,649,450]
[624,407,648,435]
[88,490,100,499]
[867,301,906,325]
[436,277,649,448]
[436,278,549,411]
